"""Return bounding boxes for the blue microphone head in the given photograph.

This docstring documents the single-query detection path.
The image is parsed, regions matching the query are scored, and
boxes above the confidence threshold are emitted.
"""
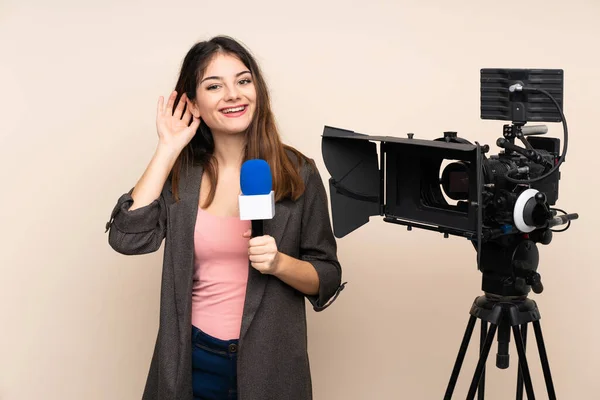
[240,159,272,195]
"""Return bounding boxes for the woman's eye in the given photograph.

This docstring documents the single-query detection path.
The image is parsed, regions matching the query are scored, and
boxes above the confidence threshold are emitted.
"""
[207,84,220,90]
[239,78,252,85]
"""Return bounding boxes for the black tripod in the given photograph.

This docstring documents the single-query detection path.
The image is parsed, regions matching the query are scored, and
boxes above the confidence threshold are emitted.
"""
[443,294,556,399]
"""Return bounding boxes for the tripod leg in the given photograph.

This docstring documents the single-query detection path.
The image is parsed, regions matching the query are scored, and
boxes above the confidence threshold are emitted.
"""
[466,323,497,400]
[496,321,511,369]
[478,321,487,400]
[532,321,557,400]
[511,324,536,400]
[444,315,477,399]
[516,324,527,400]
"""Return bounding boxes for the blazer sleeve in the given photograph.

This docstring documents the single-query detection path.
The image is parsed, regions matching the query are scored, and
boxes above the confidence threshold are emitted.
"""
[104,187,168,256]
[300,161,346,311]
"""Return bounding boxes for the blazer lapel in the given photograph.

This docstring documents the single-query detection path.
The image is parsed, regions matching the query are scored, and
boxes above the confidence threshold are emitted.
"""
[169,164,203,330]
[240,200,291,341]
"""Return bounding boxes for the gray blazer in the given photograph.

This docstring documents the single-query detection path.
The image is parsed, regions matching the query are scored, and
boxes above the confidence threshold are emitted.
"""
[105,155,345,400]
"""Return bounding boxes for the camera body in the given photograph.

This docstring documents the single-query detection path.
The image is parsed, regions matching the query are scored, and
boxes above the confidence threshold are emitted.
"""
[321,68,577,297]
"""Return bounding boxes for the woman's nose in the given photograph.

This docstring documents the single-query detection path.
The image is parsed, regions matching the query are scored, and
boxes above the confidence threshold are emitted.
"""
[224,85,240,101]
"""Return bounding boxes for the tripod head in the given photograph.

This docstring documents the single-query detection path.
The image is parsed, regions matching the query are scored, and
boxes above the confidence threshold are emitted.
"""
[479,232,543,297]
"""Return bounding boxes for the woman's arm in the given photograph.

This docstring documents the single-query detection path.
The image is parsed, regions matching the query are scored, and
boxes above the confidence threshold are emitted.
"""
[245,234,320,295]
[131,92,199,209]
[128,144,180,210]
[245,160,344,309]
[296,162,344,310]
[106,92,200,255]
[106,146,177,255]
[272,253,320,295]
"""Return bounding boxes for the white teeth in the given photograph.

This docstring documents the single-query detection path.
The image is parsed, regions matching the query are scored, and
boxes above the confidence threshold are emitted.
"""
[222,106,245,113]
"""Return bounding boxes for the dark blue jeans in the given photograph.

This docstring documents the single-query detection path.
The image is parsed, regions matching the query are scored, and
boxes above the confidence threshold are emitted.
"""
[191,325,239,400]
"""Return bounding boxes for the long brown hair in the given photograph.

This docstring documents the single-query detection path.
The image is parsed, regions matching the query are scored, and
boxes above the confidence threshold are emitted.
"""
[170,36,310,206]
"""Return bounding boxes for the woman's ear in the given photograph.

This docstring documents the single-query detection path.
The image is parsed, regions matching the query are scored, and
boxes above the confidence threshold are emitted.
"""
[187,98,201,118]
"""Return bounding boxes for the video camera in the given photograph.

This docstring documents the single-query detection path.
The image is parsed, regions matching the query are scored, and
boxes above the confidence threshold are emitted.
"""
[321,68,579,298]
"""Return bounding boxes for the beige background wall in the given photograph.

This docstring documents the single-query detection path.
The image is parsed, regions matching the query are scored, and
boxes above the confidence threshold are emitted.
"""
[1,0,598,399]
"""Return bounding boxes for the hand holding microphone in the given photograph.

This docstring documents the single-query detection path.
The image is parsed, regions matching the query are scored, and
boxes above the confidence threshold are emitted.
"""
[239,159,279,274]
[243,231,280,274]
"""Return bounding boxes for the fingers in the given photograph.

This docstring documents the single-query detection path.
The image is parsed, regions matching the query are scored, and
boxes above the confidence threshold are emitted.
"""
[157,96,164,117]
[188,116,200,132]
[182,103,192,123]
[248,236,272,247]
[174,93,187,119]
[248,237,276,255]
[165,91,177,115]
[248,244,272,256]
[247,234,276,256]
[249,254,270,263]
[249,261,269,274]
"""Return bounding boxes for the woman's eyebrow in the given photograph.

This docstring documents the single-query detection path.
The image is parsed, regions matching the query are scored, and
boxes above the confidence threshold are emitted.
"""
[201,70,251,83]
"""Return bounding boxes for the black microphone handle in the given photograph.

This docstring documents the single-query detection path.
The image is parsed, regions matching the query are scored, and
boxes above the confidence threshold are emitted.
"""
[251,219,264,238]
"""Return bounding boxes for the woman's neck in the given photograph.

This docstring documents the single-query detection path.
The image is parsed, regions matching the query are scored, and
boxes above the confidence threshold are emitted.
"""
[212,131,246,169]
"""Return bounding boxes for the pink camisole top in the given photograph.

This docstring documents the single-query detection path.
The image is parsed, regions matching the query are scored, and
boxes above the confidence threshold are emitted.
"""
[191,207,251,340]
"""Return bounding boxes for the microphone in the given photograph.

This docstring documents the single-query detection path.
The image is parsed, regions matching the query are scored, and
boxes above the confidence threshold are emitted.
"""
[239,159,275,237]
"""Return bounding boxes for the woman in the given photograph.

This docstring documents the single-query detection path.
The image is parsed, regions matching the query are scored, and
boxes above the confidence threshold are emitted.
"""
[105,35,345,400]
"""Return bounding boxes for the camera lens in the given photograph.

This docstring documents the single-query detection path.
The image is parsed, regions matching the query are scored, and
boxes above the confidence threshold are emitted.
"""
[441,162,470,200]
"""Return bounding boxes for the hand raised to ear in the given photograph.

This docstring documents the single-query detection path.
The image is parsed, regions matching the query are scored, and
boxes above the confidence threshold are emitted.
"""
[156,91,200,152]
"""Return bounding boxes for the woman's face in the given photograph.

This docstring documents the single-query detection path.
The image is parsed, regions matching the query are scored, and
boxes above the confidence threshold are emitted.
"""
[190,53,257,137]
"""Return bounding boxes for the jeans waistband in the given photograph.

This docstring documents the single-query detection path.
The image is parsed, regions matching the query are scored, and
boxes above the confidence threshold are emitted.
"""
[192,325,239,354]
